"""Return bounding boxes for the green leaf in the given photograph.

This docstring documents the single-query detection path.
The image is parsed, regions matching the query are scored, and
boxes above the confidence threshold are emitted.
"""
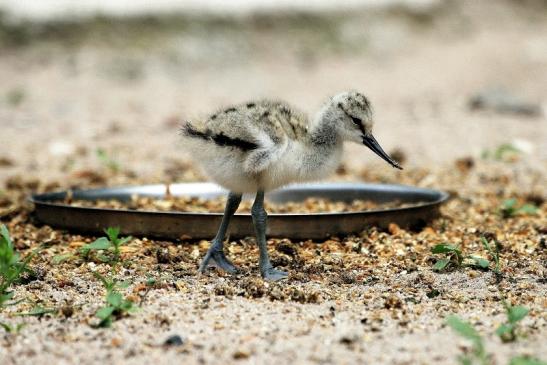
[97,254,111,263]
[120,299,136,312]
[117,236,132,246]
[0,322,25,333]
[1,224,34,309]
[96,306,115,320]
[98,317,113,328]
[433,258,450,271]
[508,306,529,323]
[85,237,111,251]
[500,199,517,217]
[481,237,493,253]
[517,204,538,215]
[52,254,72,264]
[510,356,547,365]
[468,256,490,269]
[446,316,481,342]
[16,305,57,317]
[107,292,123,307]
[105,227,120,242]
[1,224,12,248]
[496,323,513,337]
[1,291,15,301]
[493,143,520,160]
[431,244,460,254]
[0,322,12,332]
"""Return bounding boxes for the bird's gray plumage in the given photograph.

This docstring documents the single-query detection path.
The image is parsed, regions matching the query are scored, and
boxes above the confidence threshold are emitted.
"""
[182,100,309,153]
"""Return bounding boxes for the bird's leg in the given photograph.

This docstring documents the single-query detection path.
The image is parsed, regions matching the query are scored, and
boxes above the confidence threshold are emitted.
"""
[198,192,242,274]
[251,191,288,281]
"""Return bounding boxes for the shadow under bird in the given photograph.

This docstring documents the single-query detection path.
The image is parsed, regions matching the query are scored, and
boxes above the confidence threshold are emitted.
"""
[180,91,402,281]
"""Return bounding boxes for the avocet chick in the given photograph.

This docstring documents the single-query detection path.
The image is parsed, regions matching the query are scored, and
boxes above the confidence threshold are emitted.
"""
[181,91,402,281]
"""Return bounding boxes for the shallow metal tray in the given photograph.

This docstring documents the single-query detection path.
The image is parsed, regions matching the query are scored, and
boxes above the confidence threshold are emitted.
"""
[31,182,449,240]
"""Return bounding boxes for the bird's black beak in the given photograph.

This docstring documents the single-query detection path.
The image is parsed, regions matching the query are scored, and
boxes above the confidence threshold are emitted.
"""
[362,134,403,170]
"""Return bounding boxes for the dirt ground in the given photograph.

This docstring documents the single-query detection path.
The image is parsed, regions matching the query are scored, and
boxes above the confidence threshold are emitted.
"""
[0,0,546,364]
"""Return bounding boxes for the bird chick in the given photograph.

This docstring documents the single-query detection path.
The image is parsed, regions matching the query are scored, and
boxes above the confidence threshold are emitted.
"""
[181,91,401,281]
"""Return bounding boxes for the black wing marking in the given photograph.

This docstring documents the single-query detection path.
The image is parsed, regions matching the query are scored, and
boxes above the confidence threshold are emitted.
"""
[181,123,258,151]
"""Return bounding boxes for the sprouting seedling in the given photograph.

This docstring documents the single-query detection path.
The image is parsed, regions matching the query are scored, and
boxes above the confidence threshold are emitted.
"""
[105,227,131,264]
[496,301,529,343]
[93,272,137,328]
[499,199,538,218]
[0,224,33,309]
[431,244,489,272]
[0,224,34,333]
[139,275,156,307]
[446,316,490,365]
[16,305,57,318]
[493,144,521,161]
[96,148,120,172]
[80,227,132,266]
[481,237,501,276]
[481,143,521,162]
[0,322,25,333]
[446,312,546,365]
[431,244,464,271]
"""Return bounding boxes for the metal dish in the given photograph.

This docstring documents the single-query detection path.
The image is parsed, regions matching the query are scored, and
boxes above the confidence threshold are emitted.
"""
[30,182,449,240]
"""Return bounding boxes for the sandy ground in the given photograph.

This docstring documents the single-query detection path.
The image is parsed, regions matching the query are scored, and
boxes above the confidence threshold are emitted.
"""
[0,0,546,364]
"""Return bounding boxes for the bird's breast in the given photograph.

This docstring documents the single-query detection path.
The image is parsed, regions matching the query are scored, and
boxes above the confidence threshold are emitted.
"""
[260,141,343,190]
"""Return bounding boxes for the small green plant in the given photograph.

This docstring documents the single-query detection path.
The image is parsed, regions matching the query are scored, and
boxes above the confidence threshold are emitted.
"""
[80,227,131,266]
[16,305,57,317]
[509,357,547,365]
[493,144,521,161]
[496,301,529,343]
[446,316,489,365]
[447,312,545,365]
[139,275,156,306]
[0,322,25,333]
[500,199,538,218]
[96,148,120,172]
[52,253,74,265]
[0,224,32,308]
[482,143,521,162]
[431,244,464,271]
[1,224,34,332]
[481,237,501,275]
[93,272,137,328]
[431,244,489,272]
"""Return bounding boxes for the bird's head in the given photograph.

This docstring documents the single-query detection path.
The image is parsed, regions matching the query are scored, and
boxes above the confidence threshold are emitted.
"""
[331,91,402,170]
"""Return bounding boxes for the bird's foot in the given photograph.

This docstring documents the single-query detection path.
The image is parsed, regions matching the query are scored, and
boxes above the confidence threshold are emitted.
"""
[261,266,288,281]
[199,249,239,274]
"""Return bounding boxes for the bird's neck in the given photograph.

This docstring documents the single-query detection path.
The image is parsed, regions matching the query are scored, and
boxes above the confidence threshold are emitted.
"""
[309,107,341,148]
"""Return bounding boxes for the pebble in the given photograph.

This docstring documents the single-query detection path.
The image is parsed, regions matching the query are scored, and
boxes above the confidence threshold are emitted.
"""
[163,334,184,347]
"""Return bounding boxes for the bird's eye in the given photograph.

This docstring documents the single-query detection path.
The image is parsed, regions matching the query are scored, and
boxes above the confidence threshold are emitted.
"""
[350,116,361,126]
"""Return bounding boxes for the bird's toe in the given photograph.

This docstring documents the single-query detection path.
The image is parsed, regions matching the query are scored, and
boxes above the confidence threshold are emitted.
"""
[261,267,288,282]
[200,250,239,274]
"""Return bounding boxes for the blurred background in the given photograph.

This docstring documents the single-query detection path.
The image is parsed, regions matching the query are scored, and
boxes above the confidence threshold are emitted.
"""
[0,0,546,187]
